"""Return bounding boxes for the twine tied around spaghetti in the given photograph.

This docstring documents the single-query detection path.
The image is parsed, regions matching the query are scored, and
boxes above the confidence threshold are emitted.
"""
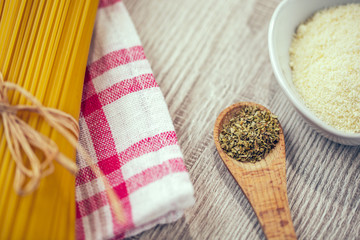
[0,73,124,223]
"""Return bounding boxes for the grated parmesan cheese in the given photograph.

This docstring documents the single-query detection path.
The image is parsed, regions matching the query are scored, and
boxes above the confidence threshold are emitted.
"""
[289,4,360,133]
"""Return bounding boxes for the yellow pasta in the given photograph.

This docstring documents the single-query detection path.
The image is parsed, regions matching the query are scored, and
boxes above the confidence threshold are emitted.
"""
[0,0,99,239]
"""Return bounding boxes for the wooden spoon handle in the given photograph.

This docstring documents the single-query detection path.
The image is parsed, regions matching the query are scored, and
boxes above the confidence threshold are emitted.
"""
[231,163,296,240]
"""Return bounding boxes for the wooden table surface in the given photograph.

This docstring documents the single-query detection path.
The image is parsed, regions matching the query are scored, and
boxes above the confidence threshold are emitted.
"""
[123,0,360,239]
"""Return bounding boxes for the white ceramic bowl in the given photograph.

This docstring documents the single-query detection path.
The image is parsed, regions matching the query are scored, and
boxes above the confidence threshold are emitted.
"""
[268,0,360,145]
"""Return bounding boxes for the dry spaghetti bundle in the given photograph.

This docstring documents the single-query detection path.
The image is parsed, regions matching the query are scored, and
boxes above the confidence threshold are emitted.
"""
[0,0,98,239]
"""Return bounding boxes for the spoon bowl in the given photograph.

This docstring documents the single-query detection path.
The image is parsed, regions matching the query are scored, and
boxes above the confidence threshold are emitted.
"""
[214,102,296,240]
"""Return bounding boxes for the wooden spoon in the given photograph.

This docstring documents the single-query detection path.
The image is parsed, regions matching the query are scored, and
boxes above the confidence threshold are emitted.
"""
[214,102,296,240]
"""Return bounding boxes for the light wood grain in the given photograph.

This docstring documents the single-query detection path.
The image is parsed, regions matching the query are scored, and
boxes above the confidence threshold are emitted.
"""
[123,0,360,239]
[214,102,296,239]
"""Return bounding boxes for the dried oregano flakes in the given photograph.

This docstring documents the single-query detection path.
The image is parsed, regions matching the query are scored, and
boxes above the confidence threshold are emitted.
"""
[219,106,280,163]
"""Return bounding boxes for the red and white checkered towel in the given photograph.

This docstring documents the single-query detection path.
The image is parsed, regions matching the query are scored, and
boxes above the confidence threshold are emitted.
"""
[75,1,195,239]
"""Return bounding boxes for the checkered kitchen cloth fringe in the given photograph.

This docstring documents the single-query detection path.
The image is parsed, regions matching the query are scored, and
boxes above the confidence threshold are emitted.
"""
[75,0,195,239]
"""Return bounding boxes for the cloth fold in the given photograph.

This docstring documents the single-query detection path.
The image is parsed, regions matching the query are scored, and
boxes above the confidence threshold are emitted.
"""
[75,1,195,239]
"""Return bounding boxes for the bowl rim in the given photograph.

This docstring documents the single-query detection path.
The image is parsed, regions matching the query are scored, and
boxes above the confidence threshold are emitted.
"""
[268,0,360,141]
